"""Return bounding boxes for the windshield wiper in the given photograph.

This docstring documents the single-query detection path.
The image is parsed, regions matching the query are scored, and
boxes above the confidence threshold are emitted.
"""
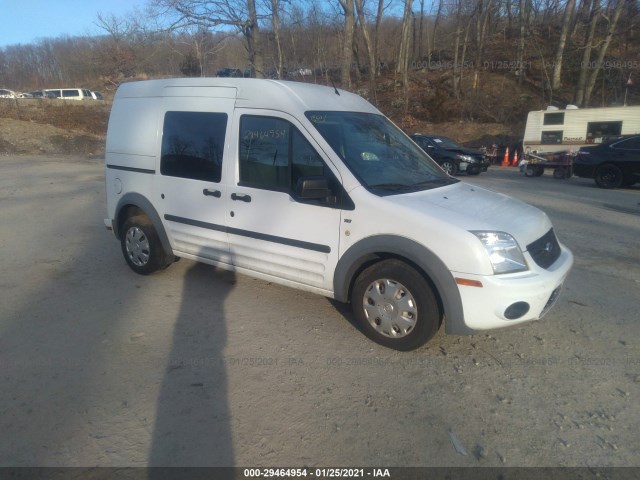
[412,178,458,188]
[368,182,415,191]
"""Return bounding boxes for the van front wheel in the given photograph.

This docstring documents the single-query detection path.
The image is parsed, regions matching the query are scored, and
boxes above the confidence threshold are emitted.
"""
[121,215,169,275]
[351,260,441,351]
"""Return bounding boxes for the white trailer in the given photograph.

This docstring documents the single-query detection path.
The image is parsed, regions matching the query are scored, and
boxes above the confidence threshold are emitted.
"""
[523,105,640,154]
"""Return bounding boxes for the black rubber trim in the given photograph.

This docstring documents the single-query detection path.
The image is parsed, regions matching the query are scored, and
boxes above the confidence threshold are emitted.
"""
[333,235,470,335]
[164,214,331,254]
[107,164,155,174]
[164,214,226,233]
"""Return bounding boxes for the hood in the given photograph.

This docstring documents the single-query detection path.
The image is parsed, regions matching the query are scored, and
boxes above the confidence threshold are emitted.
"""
[386,181,551,248]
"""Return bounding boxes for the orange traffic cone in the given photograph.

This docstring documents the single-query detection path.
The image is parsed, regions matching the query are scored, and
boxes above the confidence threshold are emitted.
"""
[502,146,510,166]
[512,150,519,167]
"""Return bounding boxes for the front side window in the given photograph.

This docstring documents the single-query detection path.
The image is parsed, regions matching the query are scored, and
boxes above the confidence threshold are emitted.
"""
[306,111,456,195]
[62,90,80,98]
[161,111,227,182]
[239,115,344,207]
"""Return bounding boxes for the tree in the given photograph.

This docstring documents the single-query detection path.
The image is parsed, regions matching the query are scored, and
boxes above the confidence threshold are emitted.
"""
[551,0,576,90]
[582,0,626,105]
[337,0,356,87]
[574,0,601,105]
[397,0,414,114]
[151,0,265,77]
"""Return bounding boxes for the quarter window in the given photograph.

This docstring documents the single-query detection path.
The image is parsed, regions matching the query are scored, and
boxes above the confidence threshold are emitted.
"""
[160,111,227,182]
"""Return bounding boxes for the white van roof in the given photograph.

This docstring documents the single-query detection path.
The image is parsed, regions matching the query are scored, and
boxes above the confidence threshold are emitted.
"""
[114,78,380,114]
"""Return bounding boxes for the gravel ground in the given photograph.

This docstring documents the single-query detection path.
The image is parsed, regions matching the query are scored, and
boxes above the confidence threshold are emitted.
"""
[0,156,638,469]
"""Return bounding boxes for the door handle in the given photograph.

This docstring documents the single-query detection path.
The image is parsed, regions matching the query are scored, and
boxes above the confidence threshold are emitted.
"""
[203,189,221,198]
[231,193,252,202]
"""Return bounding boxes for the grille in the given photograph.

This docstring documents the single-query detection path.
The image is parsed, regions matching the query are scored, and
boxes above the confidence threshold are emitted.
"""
[527,229,561,269]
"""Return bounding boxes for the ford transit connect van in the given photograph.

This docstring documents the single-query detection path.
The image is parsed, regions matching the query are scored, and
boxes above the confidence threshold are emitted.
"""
[104,78,573,350]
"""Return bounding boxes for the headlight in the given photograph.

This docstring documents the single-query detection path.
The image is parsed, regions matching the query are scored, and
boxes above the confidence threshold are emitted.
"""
[471,231,528,274]
[457,154,474,162]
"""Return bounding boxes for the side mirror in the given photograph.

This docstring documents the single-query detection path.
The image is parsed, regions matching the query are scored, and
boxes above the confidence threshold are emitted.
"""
[295,176,331,200]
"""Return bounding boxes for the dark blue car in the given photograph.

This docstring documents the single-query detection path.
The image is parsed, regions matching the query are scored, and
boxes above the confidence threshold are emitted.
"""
[573,135,640,188]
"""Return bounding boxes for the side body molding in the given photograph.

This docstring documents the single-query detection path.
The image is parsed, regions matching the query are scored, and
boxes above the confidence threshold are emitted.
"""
[114,193,173,256]
[333,235,474,335]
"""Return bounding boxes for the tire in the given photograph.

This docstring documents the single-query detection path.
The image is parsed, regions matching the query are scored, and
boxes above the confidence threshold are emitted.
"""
[351,260,442,351]
[440,160,458,176]
[594,164,623,189]
[120,215,170,275]
[553,167,566,179]
[525,166,537,177]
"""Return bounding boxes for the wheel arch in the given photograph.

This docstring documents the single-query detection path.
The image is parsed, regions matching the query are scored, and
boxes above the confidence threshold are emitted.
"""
[334,235,474,335]
[115,193,173,256]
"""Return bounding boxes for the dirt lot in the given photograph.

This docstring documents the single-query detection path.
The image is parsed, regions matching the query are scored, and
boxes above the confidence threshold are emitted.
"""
[0,153,638,471]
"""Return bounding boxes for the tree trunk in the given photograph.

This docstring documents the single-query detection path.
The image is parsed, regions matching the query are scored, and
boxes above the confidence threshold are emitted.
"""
[583,0,625,105]
[430,0,444,59]
[516,0,528,84]
[338,0,355,87]
[355,0,378,103]
[397,0,414,115]
[575,0,600,106]
[473,0,493,92]
[245,0,264,78]
[551,0,576,90]
[270,0,283,78]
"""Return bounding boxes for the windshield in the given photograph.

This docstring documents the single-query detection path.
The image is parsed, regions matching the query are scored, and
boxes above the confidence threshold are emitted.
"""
[430,136,461,149]
[306,111,457,194]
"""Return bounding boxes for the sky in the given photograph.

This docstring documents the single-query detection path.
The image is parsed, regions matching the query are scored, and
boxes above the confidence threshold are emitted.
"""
[0,0,149,48]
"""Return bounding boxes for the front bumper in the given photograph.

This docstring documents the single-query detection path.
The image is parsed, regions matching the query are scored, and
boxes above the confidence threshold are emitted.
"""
[571,162,595,178]
[453,244,574,331]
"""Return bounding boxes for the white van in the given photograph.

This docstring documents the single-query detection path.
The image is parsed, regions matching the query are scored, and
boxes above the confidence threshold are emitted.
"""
[44,88,94,100]
[105,78,573,350]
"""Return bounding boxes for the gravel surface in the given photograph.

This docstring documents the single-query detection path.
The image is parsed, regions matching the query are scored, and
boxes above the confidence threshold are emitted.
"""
[0,156,638,468]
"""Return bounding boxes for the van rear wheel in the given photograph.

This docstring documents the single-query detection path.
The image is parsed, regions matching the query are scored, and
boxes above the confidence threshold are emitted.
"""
[121,215,169,275]
[351,260,441,351]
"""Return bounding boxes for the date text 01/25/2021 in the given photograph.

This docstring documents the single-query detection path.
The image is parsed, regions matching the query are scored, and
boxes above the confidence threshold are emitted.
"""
[243,468,391,478]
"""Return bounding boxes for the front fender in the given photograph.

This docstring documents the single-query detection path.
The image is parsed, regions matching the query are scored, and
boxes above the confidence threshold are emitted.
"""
[334,235,474,335]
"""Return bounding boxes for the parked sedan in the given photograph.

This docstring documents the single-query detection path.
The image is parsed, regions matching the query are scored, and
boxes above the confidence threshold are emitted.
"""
[0,89,17,98]
[410,134,489,175]
[573,135,640,188]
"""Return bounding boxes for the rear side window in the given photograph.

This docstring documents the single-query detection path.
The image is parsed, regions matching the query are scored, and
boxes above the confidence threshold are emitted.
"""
[161,111,228,182]
[62,89,80,98]
[613,137,640,150]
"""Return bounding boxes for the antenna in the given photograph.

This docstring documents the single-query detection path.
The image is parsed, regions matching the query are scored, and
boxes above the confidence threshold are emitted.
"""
[330,79,340,96]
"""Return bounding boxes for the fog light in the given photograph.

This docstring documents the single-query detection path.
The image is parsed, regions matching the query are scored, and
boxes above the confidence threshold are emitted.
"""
[504,302,530,320]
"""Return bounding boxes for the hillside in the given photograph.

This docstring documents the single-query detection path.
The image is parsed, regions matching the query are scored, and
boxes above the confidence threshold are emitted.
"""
[0,73,529,157]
